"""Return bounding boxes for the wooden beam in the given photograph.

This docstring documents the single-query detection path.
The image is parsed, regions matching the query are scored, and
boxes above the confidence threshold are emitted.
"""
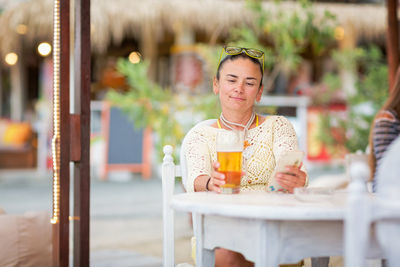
[73,0,91,265]
[50,0,72,266]
[10,46,25,121]
[0,67,3,117]
[59,0,71,265]
[70,114,81,162]
[140,19,157,80]
[386,0,399,92]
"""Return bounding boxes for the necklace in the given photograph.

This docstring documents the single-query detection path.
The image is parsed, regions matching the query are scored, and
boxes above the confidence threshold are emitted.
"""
[219,111,255,132]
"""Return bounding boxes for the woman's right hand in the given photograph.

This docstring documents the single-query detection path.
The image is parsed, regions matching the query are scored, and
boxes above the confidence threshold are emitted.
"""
[208,162,226,193]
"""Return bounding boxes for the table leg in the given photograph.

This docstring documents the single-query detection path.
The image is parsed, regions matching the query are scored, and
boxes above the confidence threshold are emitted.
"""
[345,194,370,267]
[194,213,215,267]
[201,249,215,267]
[256,221,280,267]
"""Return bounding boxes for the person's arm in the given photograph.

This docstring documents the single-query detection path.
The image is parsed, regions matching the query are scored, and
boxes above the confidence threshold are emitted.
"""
[184,129,213,193]
[194,175,210,192]
[194,162,226,193]
[272,116,308,192]
[372,113,399,166]
[275,164,307,193]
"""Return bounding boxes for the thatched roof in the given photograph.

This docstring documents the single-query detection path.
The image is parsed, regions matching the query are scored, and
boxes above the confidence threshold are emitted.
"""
[0,0,387,56]
[0,0,26,14]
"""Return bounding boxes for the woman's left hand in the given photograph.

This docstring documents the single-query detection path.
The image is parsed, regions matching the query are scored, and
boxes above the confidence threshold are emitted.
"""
[275,165,306,193]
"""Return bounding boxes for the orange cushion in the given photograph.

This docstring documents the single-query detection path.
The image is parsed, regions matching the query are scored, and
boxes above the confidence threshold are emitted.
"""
[0,120,9,145]
[2,122,33,146]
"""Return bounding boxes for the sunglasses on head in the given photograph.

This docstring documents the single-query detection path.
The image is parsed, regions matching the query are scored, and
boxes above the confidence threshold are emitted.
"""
[217,46,265,73]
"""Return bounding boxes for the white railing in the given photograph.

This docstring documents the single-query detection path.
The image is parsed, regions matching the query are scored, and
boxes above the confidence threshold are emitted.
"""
[257,95,310,158]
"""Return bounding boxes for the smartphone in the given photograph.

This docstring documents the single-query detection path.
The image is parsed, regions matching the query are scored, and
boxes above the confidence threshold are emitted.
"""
[268,150,304,192]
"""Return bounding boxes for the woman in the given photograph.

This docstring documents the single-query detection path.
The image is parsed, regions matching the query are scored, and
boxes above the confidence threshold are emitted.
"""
[369,67,400,190]
[183,46,307,267]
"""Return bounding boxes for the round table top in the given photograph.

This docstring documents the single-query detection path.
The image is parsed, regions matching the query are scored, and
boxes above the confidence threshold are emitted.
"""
[171,191,348,220]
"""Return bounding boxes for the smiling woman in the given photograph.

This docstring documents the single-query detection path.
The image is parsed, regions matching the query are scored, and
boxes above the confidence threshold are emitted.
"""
[213,54,264,116]
[185,47,307,194]
[182,46,308,267]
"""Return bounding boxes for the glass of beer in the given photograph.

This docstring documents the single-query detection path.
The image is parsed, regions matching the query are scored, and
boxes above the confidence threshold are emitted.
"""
[216,130,244,194]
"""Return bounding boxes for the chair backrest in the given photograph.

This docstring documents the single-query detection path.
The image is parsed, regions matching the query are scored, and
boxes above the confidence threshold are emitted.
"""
[161,145,177,267]
[345,151,370,191]
[162,119,216,267]
[345,136,400,267]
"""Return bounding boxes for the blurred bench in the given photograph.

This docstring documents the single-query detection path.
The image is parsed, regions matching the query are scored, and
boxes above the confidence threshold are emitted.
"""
[0,119,37,169]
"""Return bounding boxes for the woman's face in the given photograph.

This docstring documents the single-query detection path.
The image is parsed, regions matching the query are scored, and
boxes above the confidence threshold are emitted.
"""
[213,57,264,113]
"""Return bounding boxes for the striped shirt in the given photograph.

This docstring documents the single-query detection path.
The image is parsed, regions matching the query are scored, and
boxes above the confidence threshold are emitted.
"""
[372,109,400,188]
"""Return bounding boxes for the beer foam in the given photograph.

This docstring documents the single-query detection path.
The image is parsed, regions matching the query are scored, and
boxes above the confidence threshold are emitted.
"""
[216,130,244,152]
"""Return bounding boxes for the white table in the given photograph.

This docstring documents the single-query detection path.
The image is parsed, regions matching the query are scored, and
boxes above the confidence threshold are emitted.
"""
[171,191,382,267]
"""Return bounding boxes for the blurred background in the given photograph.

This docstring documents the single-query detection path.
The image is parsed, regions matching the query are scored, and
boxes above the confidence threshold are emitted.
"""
[0,0,391,266]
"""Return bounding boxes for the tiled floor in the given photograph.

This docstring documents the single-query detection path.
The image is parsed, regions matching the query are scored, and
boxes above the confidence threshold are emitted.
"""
[90,250,162,267]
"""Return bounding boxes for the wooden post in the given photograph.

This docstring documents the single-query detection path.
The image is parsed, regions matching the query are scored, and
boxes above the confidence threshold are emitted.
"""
[52,0,70,266]
[140,19,157,80]
[338,23,357,97]
[53,0,91,265]
[10,46,26,121]
[72,0,91,265]
[0,67,3,117]
[59,0,71,264]
[386,0,399,92]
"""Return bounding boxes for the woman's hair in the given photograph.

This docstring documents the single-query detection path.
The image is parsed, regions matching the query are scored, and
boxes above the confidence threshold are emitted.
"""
[216,53,264,86]
[383,69,400,114]
[369,66,400,180]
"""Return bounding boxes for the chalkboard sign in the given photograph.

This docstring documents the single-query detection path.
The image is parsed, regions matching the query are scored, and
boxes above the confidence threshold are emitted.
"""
[102,103,152,179]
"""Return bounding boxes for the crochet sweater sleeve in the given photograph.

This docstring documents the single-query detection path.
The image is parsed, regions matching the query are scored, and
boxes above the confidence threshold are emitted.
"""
[183,127,215,193]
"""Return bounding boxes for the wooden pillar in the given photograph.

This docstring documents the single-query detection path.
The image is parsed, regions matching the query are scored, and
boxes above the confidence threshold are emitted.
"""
[386,0,399,92]
[10,48,26,121]
[171,23,201,93]
[72,0,91,265]
[0,68,3,116]
[52,0,70,266]
[53,0,91,264]
[53,0,91,265]
[338,23,357,97]
[140,19,157,80]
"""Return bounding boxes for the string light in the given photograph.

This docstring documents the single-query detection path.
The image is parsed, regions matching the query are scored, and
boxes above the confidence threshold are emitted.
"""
[128,51,141,64]
[51,0,61,225]
[38,42,52,57]
[5,52,18,65]
[16,24,28,35]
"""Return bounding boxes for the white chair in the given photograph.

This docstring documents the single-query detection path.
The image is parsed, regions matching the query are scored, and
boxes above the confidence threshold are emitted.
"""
[164,118,336,267]
[308,153,370,267]
[162,119,216,267]
[345,136,400,267]
[345,151,371,191]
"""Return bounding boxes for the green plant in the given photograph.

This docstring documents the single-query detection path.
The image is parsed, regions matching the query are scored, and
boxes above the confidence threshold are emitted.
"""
[228,0,337,92]
[107,0,342,162]
[106,59,220,162]
[318,46,388,153]
[346,47,388,151]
